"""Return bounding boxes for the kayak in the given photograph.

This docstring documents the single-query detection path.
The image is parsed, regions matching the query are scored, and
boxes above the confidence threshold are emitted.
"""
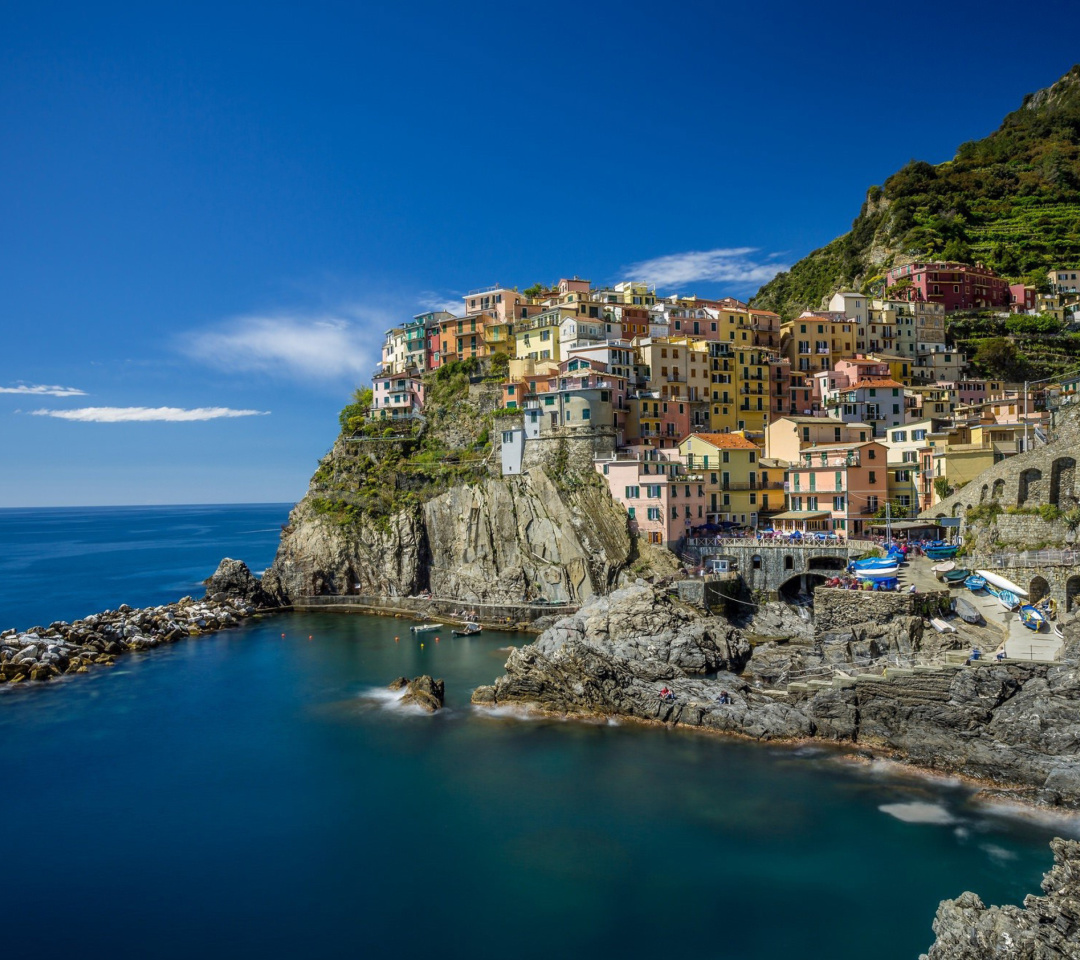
[965,574,987,591]
[976,570,1029,597]
[1019,605,1046,632]
[857,564,899,580]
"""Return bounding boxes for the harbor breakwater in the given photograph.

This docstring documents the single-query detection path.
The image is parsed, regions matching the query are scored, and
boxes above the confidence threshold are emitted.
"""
[0,559,279,686]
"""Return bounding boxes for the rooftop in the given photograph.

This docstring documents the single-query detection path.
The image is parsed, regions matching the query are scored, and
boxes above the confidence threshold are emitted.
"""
[687,433,760,450]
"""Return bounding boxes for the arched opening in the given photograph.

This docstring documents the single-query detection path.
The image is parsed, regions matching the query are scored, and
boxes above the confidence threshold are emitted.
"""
[951,502,963,518]
[751,554,762,570]
[1018,468,1043,507]
[934,513,946,519]
[1067,575,1080,613]
[784,555,794,570]
[777,572,828,604]
[980,483,988,503]
[1051,457,1076,508]
[1029,576,1050,604]
[992,478,1005,501]
[808,556,847,571]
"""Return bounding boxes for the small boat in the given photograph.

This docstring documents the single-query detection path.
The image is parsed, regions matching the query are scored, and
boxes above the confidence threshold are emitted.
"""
[1055,623,1065,640]
[965,574,987,591]
[931,561,956,577]
[851,557,899,570]
[987,586,1020,611]
[943,568,972,585]
[954,596,982,624]
[857,564,899,580]
[976,570,1029,598]
[1035,597,1057,620]
[452,622,482,636]
[925,545,959,560]
[930,617,958,634]
[1019,605,1047,632]
[410,623,442,634]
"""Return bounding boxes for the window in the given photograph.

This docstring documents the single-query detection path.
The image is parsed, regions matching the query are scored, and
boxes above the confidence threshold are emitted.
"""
[627,507,635,519]
[671,506,678,519]
[749,452,756,462]
[892,430,907,442]
[869,472,876,484]
[647,507,661,521]
[833,495,845,510]
[867,495,878,512]
[624,486,640,499]
[722,451,730,463]
[913,429,926,441]
[868,448,876,459]
[582,408,591,420]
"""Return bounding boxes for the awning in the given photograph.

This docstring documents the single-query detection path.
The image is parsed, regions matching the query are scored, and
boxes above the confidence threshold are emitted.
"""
[770,510,832,521]
[867,519,943,531]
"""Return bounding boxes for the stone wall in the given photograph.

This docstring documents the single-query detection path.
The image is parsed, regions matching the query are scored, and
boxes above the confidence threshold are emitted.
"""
[812,587,951,636]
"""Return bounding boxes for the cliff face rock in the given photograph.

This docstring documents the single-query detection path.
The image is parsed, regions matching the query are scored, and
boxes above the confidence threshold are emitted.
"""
[204,558,279,608]
[263,469,634,606]
[922,838,1080,959]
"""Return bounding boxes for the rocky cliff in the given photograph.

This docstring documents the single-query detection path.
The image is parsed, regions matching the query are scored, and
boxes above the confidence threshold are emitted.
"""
[475,584,1080,806]
[263,465,636,606]
[922,838,1080,958]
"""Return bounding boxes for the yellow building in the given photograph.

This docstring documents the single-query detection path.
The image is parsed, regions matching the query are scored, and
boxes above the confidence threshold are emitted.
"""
[679,432,766,528]
[930,422,1023,500]
[782,312,856,377]
[513,308,569,363]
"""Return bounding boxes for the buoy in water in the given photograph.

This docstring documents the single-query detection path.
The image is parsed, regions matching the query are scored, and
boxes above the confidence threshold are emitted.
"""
[420,642,424,649]
[435,637,440,643]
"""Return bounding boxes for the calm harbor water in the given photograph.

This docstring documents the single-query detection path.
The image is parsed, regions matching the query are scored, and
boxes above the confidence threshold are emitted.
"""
[0,505,1074,959]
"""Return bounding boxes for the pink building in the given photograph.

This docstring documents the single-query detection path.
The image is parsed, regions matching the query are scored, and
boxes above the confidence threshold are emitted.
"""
[778,440,889,538]
[885,261,1010,311]
[1010,283,1037,313]
[596,454,707,547]
[372,373,425,421]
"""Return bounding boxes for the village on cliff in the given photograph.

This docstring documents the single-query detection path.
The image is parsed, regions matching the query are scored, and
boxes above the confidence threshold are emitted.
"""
[369,265,1080,545]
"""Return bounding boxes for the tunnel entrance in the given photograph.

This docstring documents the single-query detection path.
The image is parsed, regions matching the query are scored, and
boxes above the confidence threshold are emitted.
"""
[778,572,829,605]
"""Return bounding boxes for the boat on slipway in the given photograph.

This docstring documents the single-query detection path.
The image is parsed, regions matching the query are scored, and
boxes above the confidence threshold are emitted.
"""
[942,568,972,586]
[954,596,982,624]
[965,574,987,592]
[931,561,956,579]
[925,544,959,560]
[1019,605,1047,632]
[987,585,1021,611]
[976,570,1029,597]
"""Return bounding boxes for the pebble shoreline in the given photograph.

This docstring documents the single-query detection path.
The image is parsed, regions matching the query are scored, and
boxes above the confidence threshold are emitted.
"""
[0,595,268,686]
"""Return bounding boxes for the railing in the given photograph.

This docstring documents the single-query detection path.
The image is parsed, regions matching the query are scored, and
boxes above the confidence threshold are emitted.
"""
[986,548,1080,568]
[684,537,850,548]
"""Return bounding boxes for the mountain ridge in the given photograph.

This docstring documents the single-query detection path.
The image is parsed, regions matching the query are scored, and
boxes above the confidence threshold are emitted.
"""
[752,65,1080,319]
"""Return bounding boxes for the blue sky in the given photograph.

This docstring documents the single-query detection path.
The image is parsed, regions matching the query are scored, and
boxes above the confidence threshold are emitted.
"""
[2,0,1077,506]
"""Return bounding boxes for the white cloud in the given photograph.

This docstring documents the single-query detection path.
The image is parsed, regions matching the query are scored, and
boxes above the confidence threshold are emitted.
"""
[623,247,790,290]
[0,383,87,397]
[31,407,269,423]
[183,314,377,380]
[416,291,463,317]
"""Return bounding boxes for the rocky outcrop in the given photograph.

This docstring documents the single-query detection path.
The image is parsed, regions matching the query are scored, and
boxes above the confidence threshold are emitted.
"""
[264,469,634,606]
[204,558,278,608]
[922,838,1080,958]
[0,596,268,685]
[390,675,445,713]
[475,592,1080,806]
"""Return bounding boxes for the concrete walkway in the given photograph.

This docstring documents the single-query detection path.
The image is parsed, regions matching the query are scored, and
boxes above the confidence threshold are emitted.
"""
[894,556,1063,661]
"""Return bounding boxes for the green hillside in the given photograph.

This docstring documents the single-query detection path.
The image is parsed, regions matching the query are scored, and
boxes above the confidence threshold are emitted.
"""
[753,65,1080,319]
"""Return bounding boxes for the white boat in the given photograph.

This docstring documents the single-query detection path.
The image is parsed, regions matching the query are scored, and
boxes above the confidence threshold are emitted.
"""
[931,561,956,577]
[976,570,1028,597]
[410,623,442,634]
[1055,623,1065,640]
[930,617,958,634]
[858,564,899,580]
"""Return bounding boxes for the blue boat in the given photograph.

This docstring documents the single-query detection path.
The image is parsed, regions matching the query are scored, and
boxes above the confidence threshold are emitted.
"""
[851,557,897,570]
[1019,605,1046,631]
[965,574,987,591]
[987,585,1020,611]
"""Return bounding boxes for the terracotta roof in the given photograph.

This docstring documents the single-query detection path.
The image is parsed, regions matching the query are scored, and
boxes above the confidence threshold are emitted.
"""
[846,379,905,390]
[688,433,761,450]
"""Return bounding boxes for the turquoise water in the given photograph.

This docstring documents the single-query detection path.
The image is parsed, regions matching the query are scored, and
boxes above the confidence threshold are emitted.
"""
[0,507,1074,959]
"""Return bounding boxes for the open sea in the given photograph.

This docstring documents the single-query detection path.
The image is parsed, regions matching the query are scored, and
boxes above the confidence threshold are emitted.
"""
[0,503,1076,960]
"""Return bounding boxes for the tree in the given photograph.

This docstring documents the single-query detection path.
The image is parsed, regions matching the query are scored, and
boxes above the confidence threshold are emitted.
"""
[972,337,1027,380]
[338,387,373,433]
[523,283,547,298]
[934,477,953,502]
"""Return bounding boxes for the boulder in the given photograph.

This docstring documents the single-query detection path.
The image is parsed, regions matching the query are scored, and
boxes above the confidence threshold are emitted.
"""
[203,559,277,608]
[398,675,445,713]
